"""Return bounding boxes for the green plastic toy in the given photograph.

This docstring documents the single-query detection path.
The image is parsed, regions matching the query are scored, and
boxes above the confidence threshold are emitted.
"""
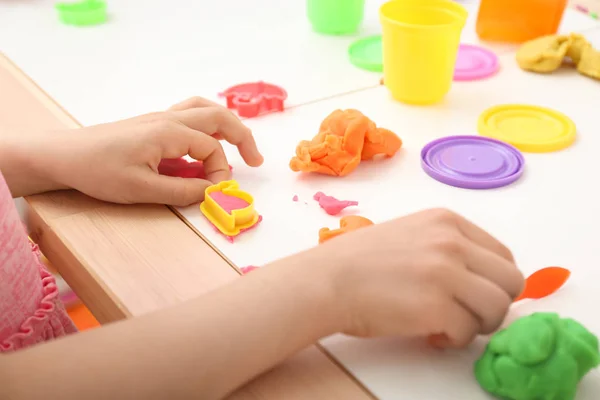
[306,0,365,35]
[56,0,107,26]
[475,312,600,400]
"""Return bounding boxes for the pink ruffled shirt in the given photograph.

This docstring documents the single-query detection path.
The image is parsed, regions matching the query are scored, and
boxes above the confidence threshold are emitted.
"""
[0,171,76,352]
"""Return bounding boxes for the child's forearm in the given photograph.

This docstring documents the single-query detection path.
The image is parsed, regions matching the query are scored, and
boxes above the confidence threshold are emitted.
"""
[0,130,67,197]
[2,249,342,400]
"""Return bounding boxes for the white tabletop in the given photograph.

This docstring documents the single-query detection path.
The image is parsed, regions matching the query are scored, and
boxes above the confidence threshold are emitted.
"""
[0,0,598,125]
[2,0,600,398]
[177,28,600,399]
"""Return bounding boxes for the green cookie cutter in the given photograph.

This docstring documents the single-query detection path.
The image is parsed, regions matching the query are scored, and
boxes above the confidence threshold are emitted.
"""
[56,0,107,26]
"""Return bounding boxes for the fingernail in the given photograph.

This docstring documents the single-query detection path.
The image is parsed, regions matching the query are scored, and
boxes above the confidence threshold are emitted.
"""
[427,333,449,349]
[252,152,264,166]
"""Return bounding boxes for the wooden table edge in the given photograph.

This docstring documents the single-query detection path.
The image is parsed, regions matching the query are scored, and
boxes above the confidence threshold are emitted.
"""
[0,51,375,400]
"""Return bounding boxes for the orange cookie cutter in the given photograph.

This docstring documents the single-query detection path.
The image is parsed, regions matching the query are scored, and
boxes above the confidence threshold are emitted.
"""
[200,180,259,237]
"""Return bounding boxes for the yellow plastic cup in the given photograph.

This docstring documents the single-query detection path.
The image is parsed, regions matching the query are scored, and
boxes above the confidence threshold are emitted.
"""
[380,0,468,105]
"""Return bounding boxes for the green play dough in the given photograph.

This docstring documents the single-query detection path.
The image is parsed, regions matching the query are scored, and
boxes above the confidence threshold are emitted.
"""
[474,313,600,400]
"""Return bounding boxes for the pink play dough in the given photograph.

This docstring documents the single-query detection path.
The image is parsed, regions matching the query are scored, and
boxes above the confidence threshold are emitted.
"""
[158,158,232,179]
[209,215,263,243]
[205,190,261,243]
[210,191,250,213]
[292,195,299,202]
[240,265,259,274]
[313,192,358,216]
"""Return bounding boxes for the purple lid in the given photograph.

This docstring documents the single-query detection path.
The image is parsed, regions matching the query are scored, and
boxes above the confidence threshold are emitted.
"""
[454,44,499,81]
[421,136,524,189]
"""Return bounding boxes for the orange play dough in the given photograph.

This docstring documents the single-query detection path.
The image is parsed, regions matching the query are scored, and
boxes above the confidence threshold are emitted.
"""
[67,303,100,331]
[319,215,374,244]
[290,109,402,177]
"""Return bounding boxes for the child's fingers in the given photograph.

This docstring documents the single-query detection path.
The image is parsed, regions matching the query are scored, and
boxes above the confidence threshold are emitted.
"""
[135,173,213,206]
[455,216,516,263]
[169,108,264,167]
[427,333,449,349]
[181,131,231,184]
[154,122,231,184]
[435,300,481,348]
[453,268,512,335]
[463,243,524,301]
[167,98,234,142]
[168,96,222,111]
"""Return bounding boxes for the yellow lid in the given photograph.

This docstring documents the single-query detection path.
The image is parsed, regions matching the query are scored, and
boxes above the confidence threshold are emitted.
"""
[478,104,576,153]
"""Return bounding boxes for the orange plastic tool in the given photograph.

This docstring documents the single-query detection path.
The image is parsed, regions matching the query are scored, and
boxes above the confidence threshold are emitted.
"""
[514,266,570,302]
[318,215,374,244]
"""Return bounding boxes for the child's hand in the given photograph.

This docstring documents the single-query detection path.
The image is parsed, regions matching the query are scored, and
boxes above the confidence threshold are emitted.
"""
[310,208,524,348]
[38,97,263,206]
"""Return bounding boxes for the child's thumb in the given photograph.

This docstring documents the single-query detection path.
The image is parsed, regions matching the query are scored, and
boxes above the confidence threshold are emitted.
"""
[142,174,211,206]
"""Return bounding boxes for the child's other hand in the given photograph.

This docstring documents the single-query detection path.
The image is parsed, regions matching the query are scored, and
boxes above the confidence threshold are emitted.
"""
[44,97,263,206]
[310,208,524,348]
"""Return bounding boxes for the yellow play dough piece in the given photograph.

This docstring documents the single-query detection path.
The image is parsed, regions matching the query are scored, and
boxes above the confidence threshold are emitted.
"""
[516,32,599,81]
[516,34,571,73]
[577,45,600,80]
[566,33,592,65]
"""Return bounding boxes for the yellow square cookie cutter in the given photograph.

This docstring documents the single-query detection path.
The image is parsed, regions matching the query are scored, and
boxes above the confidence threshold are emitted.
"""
[200,180,259,237]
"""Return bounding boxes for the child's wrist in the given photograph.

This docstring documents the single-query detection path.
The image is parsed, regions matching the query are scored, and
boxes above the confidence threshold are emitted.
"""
[29,132,73,192]
[1,129,70,195]
[272,248,347,337]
